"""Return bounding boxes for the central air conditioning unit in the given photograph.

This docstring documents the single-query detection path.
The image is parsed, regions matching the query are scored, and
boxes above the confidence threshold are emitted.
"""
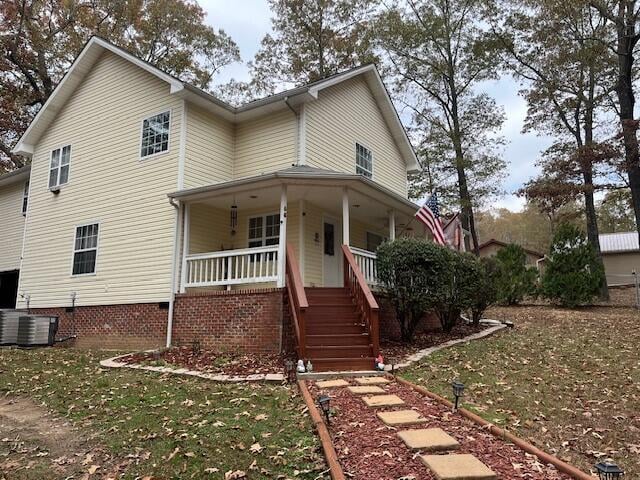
[0,311,58,347]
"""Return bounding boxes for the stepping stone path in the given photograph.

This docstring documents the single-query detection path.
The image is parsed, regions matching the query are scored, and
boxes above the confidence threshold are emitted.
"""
[362,394,405,407]
[317,377,501,480]
[377,409,428,426]
[347,385,386,395]
[397,428,460,451]
[316,379,350,388]
[354,376,390,385]
[421,454,497,480]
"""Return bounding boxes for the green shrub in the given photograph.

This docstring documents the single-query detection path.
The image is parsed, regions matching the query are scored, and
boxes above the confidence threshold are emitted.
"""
[541,224,605,307]
[494,244,538,305]
[468,256,500,325]
[434,252,480,332]
[377,238,450,342]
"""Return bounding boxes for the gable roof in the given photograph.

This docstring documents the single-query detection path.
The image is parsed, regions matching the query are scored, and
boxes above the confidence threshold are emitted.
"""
[13,37,419,172]
[599,232,640,253]
[478,238,544,258]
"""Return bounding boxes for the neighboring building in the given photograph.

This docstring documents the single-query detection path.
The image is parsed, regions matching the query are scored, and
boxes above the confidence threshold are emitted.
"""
[478,239,544,267]
[599,232,640,286]
[0,166,30,308]
[6,37,421,369]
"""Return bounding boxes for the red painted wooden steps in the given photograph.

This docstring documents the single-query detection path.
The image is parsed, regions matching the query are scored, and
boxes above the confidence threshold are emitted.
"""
[303,287,375,371]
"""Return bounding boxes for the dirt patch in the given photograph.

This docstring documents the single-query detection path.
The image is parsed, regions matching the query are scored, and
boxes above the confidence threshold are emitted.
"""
[0,396,128,479]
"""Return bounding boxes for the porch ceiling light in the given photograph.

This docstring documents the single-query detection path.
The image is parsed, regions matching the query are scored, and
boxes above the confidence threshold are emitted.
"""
[452,380,465,411]
[317,395,331,424]
[594,461,624,479]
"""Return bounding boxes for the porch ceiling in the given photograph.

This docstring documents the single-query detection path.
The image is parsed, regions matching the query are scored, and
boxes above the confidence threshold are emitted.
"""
[168,167,420,231]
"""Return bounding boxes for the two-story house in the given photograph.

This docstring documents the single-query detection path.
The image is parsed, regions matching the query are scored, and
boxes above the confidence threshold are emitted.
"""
[7,37,421,370]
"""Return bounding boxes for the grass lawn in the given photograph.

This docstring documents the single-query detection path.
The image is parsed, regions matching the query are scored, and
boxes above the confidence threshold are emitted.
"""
[400,305,640,477]
[0,348,328,480]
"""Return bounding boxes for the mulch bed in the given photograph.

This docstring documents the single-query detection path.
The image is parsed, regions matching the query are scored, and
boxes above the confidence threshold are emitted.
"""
[380,322,486,362]
[308,378,571,480]
[120,347,288,376]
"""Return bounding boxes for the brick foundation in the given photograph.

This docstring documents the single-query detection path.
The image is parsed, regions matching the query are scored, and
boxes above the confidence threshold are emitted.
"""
[172,288,286,354]
[29,303,168,350]
[375,293,440,342]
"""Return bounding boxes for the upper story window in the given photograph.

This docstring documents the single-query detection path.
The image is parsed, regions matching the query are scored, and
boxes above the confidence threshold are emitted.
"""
[49,145,71,189]
[248,214,280,247]
[22,181,29,215]
[72,223,99,275]
[141,111,170,158]
[356,143,373,178]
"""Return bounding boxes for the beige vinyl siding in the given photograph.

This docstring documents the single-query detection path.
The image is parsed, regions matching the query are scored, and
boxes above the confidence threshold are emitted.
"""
[189,203,230,254]
[302,202,324,287]
[234,110,297,179]
[305,77,408,197]
[602,252,640,286]
[350,219,387,252]
[18,51,182,308]
[0,181,27,272]
[183,104,234,189]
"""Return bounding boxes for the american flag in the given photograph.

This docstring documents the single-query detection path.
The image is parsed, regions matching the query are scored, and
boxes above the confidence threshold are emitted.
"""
[416,194,446,245]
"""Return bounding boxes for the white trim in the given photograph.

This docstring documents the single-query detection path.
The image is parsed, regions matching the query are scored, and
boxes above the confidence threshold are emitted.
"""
[388,210,396,241]
[177,101,187,189]
[299,199,305,283]
[166,200,182,347]
[342,187,350,246]
[70,221,101,277]
[247,211,281,247]
[277,186,287,288]
[321,214,343,287]
[179,203,190,293]
[139,108,172,160]
[16,170,34,304]
[298,104,307,165]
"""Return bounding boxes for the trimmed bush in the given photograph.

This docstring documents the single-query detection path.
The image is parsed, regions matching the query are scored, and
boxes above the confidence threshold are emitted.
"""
[541,223,605,307]
[469,256,500,325]
[377,238,450,342]
[494,244,538,305]
[434,251,481,332]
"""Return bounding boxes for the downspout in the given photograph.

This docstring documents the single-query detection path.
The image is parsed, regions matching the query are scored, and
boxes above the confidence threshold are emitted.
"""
[166,197,181,348]
[284,97,305,166]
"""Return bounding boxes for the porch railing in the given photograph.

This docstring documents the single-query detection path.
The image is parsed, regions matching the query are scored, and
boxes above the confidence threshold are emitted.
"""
[184,245,279,287]
[285,243,308,358]
[349,246,379,285]
[342,245,380,357]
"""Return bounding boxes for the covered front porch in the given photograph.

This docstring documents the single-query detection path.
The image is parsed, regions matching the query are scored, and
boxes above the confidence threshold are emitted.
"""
[170,168,422,292]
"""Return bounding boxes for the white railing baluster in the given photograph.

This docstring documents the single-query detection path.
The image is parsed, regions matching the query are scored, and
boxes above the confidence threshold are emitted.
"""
[348,246,379,286]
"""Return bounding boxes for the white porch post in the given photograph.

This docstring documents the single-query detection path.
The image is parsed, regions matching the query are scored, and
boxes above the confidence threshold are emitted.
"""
[277,185,288,287]
[342,187,350,246]
[388,210,396,241]
[179,203,190,293]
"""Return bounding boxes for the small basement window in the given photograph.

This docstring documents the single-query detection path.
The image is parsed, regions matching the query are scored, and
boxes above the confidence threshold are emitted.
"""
[356,143,373,178]
[141,111,171,158]
[72,223,99,275]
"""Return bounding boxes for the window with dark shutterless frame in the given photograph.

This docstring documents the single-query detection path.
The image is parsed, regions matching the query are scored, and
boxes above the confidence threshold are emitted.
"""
[72,223,99,275]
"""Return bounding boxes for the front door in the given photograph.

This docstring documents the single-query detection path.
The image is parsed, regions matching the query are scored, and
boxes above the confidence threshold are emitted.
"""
[323,218,341,287]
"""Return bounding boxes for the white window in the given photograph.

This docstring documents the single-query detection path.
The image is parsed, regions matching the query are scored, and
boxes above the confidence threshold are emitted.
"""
[141,111,170,158]
[22,181,29,215]
[248,214,280,247]
[72,223,99,275]
[356,143,373,178]
[49,145,71,188]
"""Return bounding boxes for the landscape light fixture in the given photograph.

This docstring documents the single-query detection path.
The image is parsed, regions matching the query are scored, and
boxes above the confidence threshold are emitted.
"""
[284,359,296,383]
[317,395,331,424]
[452,380,465,411]
[594,461,624,479]
[387,357,397,374]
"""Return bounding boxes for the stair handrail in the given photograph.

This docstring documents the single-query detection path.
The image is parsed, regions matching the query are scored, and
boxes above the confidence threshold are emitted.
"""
[342,245,380,357]
[285,243,308,358]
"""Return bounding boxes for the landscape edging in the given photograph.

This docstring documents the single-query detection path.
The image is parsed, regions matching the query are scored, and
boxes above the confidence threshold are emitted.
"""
[298,379,346,480]
[385,321,507,371]
[393,376,593,480]
[99,352,284,382]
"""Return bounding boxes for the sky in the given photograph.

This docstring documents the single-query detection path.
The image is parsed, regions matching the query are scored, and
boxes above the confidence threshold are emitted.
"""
[200,0,553,212]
